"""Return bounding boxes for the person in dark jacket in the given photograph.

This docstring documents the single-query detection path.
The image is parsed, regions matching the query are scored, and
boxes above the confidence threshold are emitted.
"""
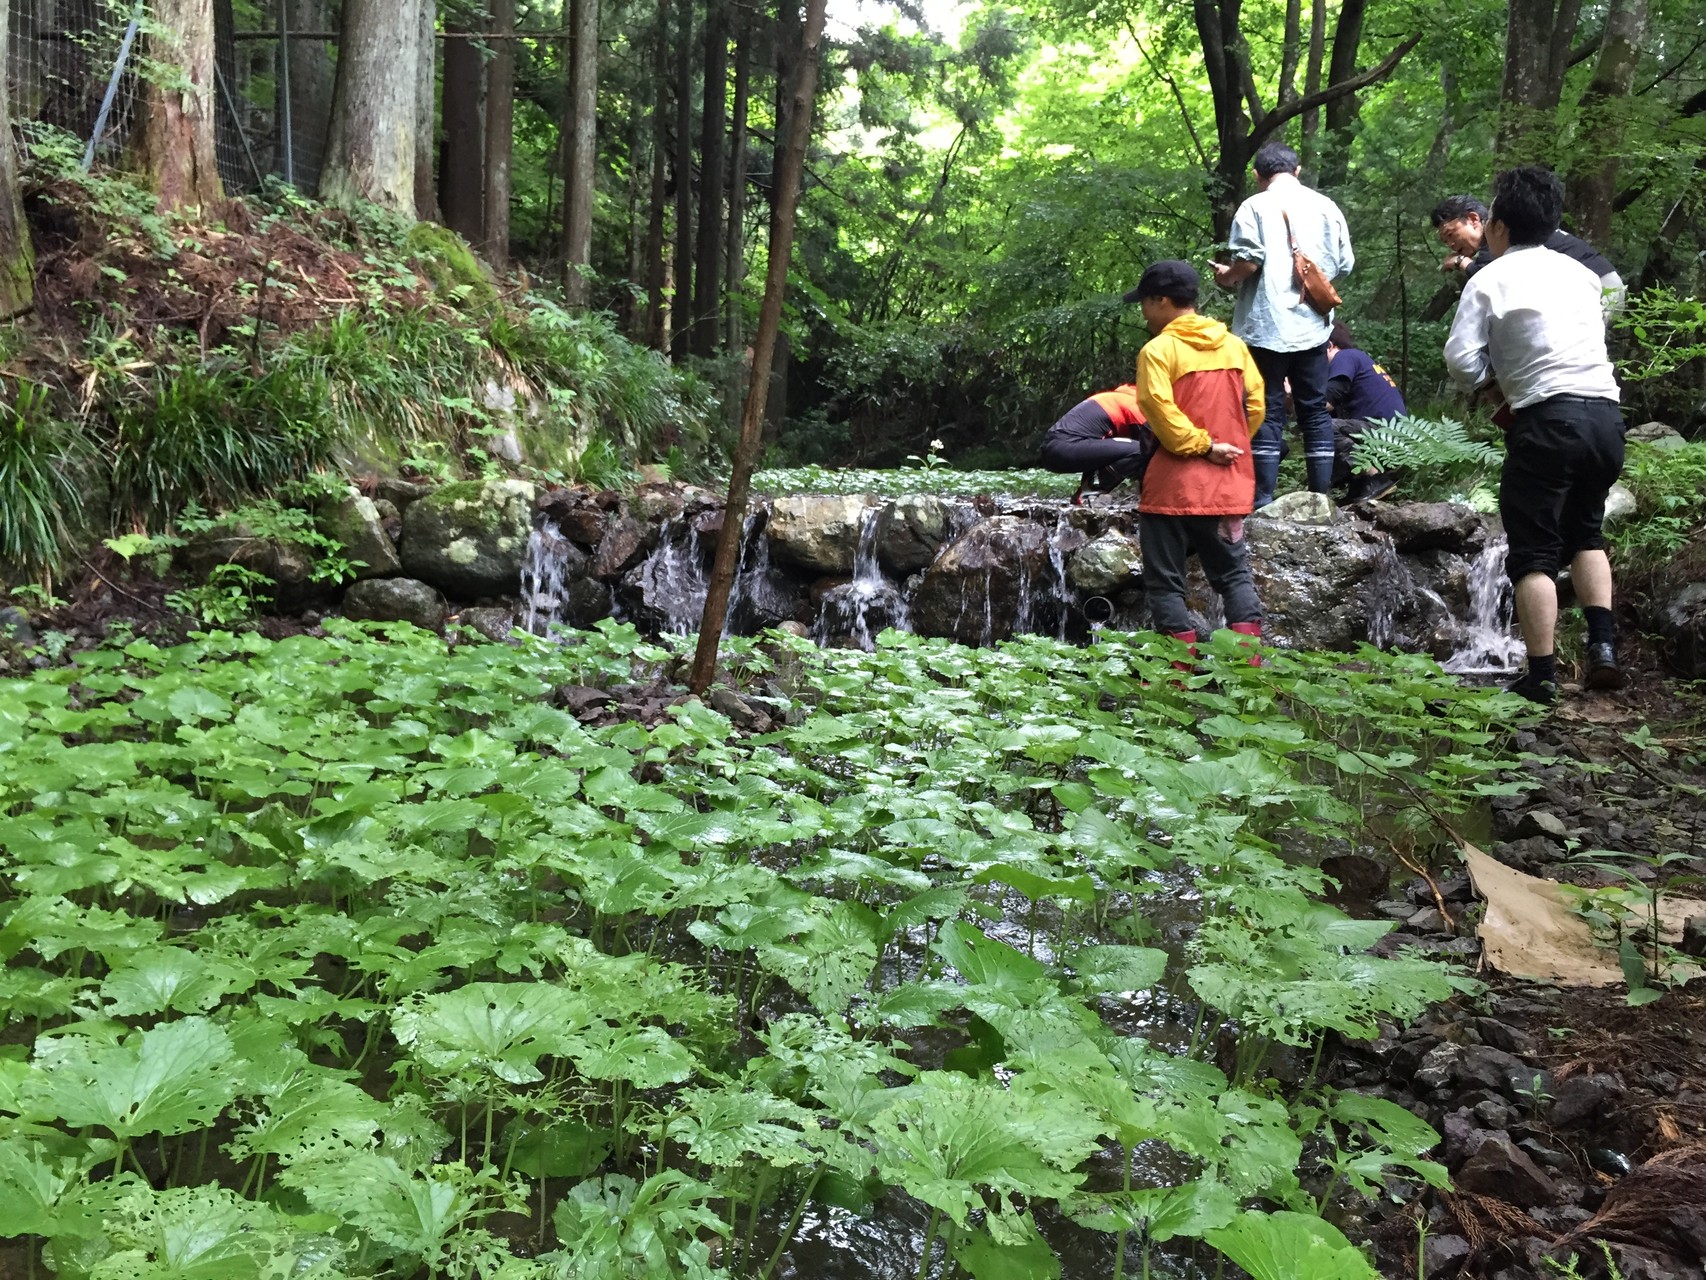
[1039,384,1155,504]
[1325,321,1406,502]
[1431,195,1625,312]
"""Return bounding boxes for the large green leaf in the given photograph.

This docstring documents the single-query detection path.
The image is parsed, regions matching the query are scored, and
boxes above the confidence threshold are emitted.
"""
[1204,1210,1379,1280]
[22,1018,240,1140]
[392,982,590,1084]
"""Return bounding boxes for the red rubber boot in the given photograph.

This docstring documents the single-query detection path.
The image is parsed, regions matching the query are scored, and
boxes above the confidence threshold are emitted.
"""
[1228,621,1263,665]
[1169,630,1199,673]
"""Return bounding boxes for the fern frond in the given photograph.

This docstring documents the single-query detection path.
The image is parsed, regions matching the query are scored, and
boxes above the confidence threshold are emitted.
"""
[1351,415,1503,474]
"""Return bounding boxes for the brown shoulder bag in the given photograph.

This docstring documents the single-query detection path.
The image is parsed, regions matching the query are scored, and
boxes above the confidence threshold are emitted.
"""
[1282,210,1341,317]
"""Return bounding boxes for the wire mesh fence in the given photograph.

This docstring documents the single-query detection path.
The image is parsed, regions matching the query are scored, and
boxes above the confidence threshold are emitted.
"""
[5,0,339,195]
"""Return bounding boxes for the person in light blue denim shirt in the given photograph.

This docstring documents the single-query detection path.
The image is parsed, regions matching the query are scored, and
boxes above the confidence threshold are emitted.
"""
[1212,142,1354,507]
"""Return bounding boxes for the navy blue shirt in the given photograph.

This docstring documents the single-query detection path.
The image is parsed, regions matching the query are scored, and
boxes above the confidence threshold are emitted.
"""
[1327,347,1407,421]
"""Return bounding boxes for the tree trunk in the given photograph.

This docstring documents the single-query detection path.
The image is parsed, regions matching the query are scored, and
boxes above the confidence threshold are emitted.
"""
[440,22,485,242]
[563,0,600,303]
[482,0,516,267]
[0,0,34,318]
[724,7,750,353]
[1278,0,1302,106]
[671,0,695,361]
[1319,0,1365,186]
[1498,0,1583,155]
[321,0,421,212]
[414,0,439,222]
[134,0,223,211]
[283,0,335,192]
[623,89,649,338]
[1567,0,1649,245]
[690,0,827,695]
[1300,0,1325,167]
[692,0,728,356]
[643,0,670,348]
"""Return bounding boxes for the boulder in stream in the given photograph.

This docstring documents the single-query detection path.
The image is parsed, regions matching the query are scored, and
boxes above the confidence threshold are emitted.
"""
[768,495,873,575]
[343,577,448,631]
[1068,531,1142,593]
[875,495,961,574]
[319,487,403,580]
[911,516,1064,644]
[400,478,537,599]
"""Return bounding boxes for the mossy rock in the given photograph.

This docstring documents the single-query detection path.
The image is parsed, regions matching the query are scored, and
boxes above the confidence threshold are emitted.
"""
[404,222,499,309]
[399,478,537,600]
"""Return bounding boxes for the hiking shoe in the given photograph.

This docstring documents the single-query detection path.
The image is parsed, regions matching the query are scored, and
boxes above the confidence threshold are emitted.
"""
[1504,671,1557,707]
[1584,641,1626,691]
[1344,471,1399,504]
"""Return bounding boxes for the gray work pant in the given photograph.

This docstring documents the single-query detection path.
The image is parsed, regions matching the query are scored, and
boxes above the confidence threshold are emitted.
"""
[1139,512,1263,634]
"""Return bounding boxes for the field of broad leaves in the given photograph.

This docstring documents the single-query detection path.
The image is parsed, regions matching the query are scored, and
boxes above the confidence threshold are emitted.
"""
[0,619,1534,1279]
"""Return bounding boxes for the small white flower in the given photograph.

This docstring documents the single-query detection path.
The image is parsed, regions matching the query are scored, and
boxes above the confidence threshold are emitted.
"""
[929,439,945,451]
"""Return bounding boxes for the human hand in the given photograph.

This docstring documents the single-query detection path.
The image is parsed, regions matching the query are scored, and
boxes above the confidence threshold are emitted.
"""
[1441,254,1467,274]
[1208,442,1243,465]
[1210,261,1235,288]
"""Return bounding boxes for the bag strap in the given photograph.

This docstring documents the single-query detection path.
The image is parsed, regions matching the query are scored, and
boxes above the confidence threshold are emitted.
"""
[1281,210,1300,255]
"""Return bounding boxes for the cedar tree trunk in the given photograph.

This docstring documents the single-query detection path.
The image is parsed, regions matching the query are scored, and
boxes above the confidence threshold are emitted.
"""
[440,22,484,242]
[0,0,33,317]
[1567,0,1649,245]
[414,0,440,221]
[135,0,223,211]
[321,0,421,211]
[692,0,728,356]
[563,0,600,302]
[483,0,516,266]
[670,0,694,359]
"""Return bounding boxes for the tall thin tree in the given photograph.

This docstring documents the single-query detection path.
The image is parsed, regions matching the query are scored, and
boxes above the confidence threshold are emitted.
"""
[563,0,600,302]
[1567,0,1650,244]
[440,20,485,242]
[643,0,671,347]
[670,0,695,360]
[483,0,517,267]
[724,6,750,353]
[690,0,828,694]
[692,0,728,356]
[415,0,440,222]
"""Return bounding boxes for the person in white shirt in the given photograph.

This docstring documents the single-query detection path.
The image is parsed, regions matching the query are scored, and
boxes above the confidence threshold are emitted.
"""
[1212,142,1354,508]
[1444,165,1626,705]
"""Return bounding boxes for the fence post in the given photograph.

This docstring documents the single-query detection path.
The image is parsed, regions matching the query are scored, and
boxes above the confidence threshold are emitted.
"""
[213,61,264,187]
[277,0,293,186]
[82,3,145,171]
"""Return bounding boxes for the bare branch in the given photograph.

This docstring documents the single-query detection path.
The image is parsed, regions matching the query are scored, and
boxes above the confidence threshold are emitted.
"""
[1125,20,1211,172]
[1252,32,1421,140]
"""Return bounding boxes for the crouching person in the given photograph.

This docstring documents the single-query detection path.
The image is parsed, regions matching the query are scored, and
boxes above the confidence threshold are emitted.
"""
[1129,261,1267,655]
[1038,384,1154,505]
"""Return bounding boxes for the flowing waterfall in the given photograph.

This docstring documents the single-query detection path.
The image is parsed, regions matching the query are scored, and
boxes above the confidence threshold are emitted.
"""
[635,517,710,634]
[520,524,574,635]
[813,507,909,650]
[1442,538,1524,673]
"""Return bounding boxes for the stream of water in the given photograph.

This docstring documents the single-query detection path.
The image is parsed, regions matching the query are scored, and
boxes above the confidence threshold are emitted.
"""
[1442,538,1525,674]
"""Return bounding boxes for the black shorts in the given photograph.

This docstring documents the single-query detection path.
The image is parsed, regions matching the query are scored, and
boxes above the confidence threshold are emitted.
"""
[1499,396,1625,582]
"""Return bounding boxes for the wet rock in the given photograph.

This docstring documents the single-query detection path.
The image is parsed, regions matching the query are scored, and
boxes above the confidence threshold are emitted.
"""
[553,684,613,719]
[1491,837,1558,872]
[376,477,435,509]
[1322,853,1390,900]
[563,577,615,628]
[179,521,325,613]
[400,478,537,599]
[1659,582,1706,679]
[1407,907,1450,933]
[1455,1045,1528,1094]
[876,495,961,574]
[1472,1018,1536,1057]
[1549,1073,1625,1128]
[0,606,36,647]
[319,486,403,580]
[1455,1134,1561,1207]
[1626,420,1688,449]
[1369,501,1488,554]
[768,495,873,575]
[1517,1138,1572,1170]
[1378,898,1418,919]
[1681,916,1706,959]
[1473,1097,1519,1130]
[1516,810,1569,841]
[342,578,447,631]
[372,498,402,541]
[630,484,689,525]
[1441,1110,1489,1164]
[1602,483,1638,529]
[1423,1234,1473,1278]
[546,496,609,547]
[454,606,516,642]
[1585,1147,1633,1177]
[1244,520,1387,649]
[1068,531,1142,593]
[912,516,1064,644]
[1255,491,1336,524]
[1414,1043,1462,1091]
[590,515,650,580]
[707,687,772,732]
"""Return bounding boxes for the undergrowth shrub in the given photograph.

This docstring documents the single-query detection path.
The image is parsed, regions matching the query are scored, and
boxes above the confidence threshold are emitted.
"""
[1610,440,1706,587]
[0,381,96,578]
[1351,414,1504,508]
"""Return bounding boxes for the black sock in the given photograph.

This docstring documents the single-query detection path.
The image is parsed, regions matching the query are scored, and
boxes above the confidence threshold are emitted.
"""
[1583,606,1615,647]
[1528,653,1557,683]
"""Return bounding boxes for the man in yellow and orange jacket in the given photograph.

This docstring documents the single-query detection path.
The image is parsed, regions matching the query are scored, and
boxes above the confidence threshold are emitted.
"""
[1128,260,1268,652]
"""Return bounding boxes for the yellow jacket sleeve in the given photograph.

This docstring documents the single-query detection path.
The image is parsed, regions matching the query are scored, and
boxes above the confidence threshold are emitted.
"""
[1135,337,1212,457]
[1241,344,1266,438]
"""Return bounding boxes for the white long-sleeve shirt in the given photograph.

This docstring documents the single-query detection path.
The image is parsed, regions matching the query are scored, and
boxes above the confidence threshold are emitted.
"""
[1443,243,1619,410]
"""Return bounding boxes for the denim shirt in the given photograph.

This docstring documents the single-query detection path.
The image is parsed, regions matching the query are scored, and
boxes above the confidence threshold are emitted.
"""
[1226,174,1354,353]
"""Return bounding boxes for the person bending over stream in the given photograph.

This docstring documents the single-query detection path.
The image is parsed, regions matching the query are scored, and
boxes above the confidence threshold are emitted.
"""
[1130,260,1267,656]
[1038,384,1155,505]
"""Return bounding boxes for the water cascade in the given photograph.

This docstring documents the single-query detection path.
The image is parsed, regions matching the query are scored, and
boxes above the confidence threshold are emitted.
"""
[631,517,711,634]
[813,507,910,649]
[520,524,577,635]
[1442,538,1524,674]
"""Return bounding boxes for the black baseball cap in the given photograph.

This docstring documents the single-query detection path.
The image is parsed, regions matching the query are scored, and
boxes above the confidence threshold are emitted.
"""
[1122,260,1200,304]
